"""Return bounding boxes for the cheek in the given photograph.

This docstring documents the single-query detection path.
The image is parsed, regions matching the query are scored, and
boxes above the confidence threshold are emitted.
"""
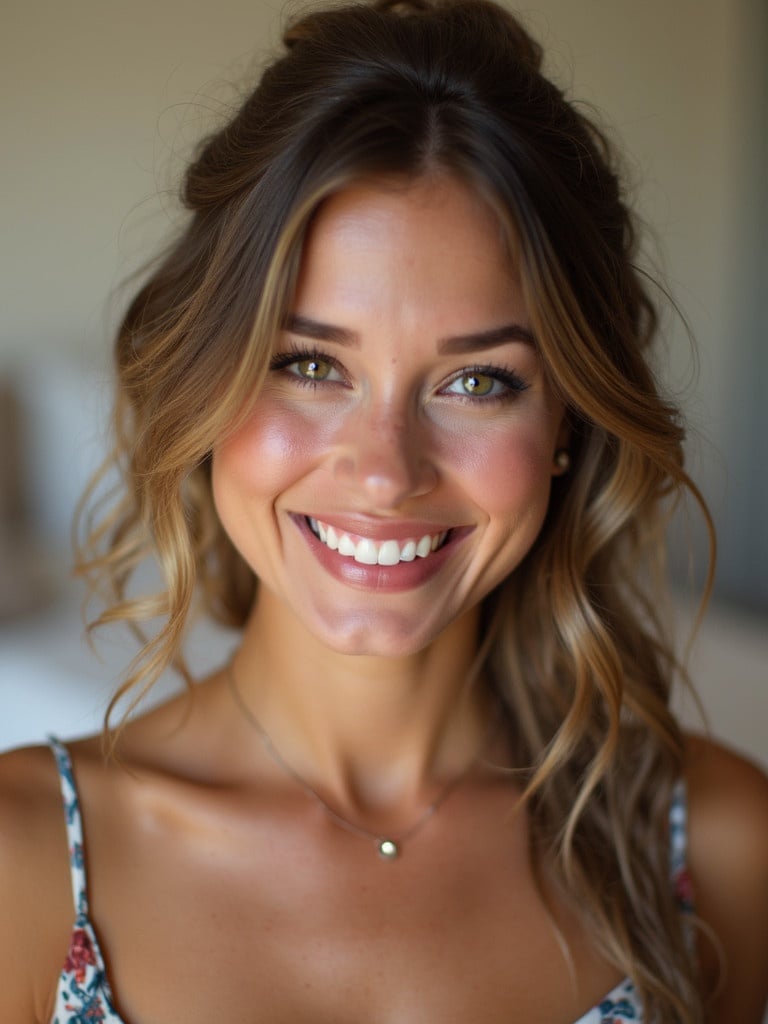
[212,400,331,502]
[438,418,556,516]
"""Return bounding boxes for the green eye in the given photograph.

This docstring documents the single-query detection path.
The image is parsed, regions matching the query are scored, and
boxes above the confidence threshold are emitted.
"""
[296,358,332,380]
[458,373,495,396]
[270,349,345,385]
[441,367,529,402]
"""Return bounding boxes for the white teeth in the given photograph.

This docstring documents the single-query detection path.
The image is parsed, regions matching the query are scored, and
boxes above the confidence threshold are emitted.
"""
[308,518,448,565]
[337,534,356,557]
[400,540,417,562]
[355,538,379,565]
[415,535,433,558]
[377,540,401,566]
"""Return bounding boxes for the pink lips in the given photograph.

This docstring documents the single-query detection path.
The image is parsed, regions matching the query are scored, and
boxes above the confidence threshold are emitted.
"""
[293,514,470,592]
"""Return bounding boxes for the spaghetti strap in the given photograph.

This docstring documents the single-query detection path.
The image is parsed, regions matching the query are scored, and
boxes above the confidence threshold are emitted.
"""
[669,777,688,878]
[48,736,89,920]
[46,738,122,1023]
[669,776,696,959]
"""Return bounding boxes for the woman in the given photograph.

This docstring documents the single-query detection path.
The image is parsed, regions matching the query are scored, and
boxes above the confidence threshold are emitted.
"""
[1,1,766,1021]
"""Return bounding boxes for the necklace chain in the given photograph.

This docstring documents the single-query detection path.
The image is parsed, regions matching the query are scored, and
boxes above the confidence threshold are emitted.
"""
[227,662,488,860]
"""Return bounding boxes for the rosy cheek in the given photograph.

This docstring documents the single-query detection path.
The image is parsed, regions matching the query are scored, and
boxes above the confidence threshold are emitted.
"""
[245,411,315,469]
[436,420,553,512]
[213,398,339,499]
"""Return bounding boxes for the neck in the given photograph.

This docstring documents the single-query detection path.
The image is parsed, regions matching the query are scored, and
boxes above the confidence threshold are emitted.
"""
[228,588,493,818]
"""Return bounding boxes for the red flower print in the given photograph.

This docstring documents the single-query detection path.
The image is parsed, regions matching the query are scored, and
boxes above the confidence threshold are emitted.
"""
[673,866,695,908]
[63,927,97,984]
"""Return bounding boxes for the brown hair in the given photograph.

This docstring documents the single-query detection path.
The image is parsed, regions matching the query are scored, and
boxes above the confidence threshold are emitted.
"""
[78,1,713,1018]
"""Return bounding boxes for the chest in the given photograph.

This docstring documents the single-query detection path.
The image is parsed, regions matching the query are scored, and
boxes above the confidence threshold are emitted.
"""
[74,784,623,1024]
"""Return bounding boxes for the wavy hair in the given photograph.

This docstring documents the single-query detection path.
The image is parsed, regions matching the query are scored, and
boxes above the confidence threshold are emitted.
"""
[77,1,713,1018]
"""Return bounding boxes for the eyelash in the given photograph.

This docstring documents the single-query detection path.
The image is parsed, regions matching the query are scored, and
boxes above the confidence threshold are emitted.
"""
[442,364,530,404]
[269,347,347,388]
[269,347,530,403]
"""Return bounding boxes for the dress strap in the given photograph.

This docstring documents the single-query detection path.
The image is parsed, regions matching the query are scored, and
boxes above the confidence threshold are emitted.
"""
[669,777,688,880]
[48,736,90,919]
[669,775,696,960]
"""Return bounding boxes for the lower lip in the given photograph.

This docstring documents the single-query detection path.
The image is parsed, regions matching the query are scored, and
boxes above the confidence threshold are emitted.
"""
[293,516,469,593]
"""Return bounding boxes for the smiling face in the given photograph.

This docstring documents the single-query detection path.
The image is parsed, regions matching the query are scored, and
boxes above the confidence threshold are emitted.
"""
[212,175,568,657]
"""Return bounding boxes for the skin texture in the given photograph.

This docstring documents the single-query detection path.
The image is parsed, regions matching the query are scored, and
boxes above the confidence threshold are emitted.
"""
[0,176,766,1024]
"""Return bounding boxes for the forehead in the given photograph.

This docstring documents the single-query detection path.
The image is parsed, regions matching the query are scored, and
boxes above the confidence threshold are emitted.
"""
[291,175,527,335]
[305,174,511,258]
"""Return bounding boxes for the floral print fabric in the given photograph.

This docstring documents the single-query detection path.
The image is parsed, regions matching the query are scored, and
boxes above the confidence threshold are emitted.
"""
[49,736,122,1024]
[47,740,691,1024]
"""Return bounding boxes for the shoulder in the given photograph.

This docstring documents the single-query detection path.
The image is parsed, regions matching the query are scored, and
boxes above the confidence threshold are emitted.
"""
[683,734,768,1022]
[0,742,70,893]
[685,734,768,875]
[0,743,76,1021]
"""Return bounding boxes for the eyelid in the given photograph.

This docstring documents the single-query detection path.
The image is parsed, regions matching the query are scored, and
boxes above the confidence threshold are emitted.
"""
[269,345,348,383]
[440,364,530,399]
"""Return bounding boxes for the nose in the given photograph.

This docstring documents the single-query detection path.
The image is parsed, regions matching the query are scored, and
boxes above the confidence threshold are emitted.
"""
[332,399,438,510]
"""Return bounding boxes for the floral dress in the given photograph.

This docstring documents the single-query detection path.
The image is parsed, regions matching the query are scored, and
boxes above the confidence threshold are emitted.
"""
[48,738,692,1024]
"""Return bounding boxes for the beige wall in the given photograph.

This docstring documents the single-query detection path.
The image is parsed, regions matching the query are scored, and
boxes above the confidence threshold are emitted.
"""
[2,0,281,361]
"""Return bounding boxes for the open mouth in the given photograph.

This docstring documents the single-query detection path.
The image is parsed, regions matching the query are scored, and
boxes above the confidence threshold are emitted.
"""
[306,517,451,566]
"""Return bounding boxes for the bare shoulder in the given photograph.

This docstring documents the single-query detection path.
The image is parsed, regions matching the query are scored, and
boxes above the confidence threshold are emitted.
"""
[685,733,768,870]
[684,734,768,1023]
[0,742,70,893]
[0,744,76,1022]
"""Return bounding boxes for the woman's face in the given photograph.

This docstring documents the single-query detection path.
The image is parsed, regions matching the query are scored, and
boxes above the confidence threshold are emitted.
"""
[212,176,568,656]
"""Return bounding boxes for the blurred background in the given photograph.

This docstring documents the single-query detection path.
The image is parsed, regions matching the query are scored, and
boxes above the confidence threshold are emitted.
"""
[0,0,765,766]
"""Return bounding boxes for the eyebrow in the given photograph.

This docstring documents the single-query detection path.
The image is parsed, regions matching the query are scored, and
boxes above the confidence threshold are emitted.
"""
[437,323,536,353]
[282,314,536,351]
[282,314,358,346]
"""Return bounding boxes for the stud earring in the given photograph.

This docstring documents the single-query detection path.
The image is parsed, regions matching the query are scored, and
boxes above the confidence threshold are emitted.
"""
[553,449,571,474]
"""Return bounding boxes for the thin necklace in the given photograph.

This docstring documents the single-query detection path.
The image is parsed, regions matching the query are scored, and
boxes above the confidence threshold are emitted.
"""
[227,662,490,861]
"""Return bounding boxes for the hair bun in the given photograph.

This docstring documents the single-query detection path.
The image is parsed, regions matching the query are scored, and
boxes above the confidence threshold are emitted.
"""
[372,0,434,13]
[284,0,542,71]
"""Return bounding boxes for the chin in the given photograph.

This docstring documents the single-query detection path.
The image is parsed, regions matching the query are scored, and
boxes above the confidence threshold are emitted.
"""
[306,607,446,659]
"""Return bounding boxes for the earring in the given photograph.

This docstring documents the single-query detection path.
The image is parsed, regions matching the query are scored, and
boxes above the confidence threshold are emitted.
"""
[553,449,571,474]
